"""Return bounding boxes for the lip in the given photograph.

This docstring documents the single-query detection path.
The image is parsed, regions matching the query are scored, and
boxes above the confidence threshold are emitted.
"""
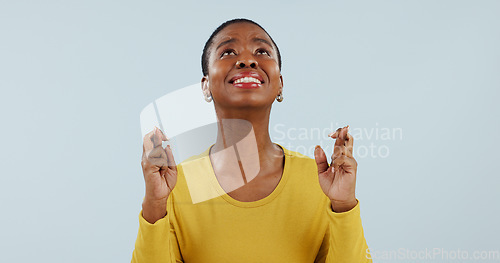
[228,71,265,88]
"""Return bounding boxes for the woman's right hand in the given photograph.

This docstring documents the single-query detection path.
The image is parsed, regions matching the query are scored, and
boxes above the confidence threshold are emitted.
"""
[141,126,177,223]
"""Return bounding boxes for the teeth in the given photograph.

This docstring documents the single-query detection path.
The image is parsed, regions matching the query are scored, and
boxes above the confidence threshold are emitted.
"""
[234,77,261,84]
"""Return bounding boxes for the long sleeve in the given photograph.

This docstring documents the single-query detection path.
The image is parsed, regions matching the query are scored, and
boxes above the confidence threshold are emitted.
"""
[131,147,372,262]
[131,198,183,263]
[316,200,372,263]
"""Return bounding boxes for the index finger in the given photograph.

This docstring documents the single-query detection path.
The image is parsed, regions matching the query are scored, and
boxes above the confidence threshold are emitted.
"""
[143,127,168,152]
[345,132,354,158]
[152,127,168,147]
[331,126,349,159]
[143,130,154,153]
[329,125,349,145]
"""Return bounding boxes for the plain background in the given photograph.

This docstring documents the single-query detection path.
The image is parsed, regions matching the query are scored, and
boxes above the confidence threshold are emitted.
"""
[1,0,499,262]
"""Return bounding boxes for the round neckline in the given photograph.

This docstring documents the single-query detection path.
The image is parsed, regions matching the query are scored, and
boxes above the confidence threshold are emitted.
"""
[202,143,291,208]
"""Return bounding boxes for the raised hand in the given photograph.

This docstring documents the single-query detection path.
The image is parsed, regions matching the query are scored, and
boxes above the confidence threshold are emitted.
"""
[315,125,358,213]
[141,126,177,223]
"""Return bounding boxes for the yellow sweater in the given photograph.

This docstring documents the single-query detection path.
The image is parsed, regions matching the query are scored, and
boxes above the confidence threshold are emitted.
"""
[132,145,371,262]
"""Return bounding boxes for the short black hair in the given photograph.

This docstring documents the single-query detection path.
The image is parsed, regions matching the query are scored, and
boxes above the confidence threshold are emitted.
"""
[201,18,282,76]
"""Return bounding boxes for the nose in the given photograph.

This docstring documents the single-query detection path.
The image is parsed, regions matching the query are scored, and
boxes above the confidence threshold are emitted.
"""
[235,54,258,69]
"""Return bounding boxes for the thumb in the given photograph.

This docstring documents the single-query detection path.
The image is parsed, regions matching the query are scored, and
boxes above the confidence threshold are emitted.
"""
[314,145,329,174]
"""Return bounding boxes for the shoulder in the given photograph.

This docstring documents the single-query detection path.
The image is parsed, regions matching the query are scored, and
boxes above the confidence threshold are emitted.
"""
[177,146,212,167]
[278,144,319,181]
[278,144,328,202]
[279,144,317,166]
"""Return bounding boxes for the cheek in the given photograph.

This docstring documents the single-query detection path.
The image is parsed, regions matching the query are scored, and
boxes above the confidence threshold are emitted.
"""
[208,61,231,85]
[266,64,282,86]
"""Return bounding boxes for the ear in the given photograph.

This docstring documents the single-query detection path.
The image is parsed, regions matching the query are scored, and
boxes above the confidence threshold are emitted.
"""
[279,74,284,93]
[201,76,210,95]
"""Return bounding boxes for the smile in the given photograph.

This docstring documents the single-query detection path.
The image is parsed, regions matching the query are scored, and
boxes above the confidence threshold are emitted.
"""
[233,77,262,84]
[229,71,265,89]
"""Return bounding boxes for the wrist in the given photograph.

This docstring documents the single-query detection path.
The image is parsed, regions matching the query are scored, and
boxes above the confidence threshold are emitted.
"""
[143,194,168,205]
[330,198,358,213]
[142,197,168,224]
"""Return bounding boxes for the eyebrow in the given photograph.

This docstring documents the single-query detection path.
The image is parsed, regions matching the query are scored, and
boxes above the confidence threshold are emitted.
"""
[215,37,274,51]
[216,39,236,51]
[252,38,273,49]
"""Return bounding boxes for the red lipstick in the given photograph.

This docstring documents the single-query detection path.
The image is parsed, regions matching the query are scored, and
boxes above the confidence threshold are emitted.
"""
[229,71,264,89]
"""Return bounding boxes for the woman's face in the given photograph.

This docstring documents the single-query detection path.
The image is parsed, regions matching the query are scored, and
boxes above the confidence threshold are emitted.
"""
[202,22,283,110]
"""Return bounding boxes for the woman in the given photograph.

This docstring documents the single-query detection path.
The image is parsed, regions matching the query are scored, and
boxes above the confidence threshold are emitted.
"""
[132,18,371,262]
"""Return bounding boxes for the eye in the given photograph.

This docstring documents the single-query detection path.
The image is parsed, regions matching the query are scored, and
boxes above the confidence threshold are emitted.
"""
[220,49,236,57]
[256,49,271,56]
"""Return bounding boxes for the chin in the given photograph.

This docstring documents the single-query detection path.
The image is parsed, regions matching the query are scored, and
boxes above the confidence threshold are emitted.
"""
[220,97,275,109]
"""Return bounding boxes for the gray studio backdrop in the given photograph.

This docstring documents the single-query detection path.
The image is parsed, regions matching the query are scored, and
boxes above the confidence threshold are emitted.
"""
[1,0,499,262]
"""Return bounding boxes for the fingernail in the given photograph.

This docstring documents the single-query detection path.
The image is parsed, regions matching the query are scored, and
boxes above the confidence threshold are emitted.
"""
[328,132,334,137]
[157,128,167,140]
[314,145,321,157]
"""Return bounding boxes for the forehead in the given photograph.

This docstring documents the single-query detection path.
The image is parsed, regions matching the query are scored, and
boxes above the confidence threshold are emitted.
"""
[212,22,272,47]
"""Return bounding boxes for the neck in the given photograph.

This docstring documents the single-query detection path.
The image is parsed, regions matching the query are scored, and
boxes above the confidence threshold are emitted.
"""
[208,105,284,190]
[211,106,278,157]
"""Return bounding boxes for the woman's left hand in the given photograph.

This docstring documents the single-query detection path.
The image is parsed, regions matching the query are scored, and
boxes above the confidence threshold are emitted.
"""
[315,125,358,212]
